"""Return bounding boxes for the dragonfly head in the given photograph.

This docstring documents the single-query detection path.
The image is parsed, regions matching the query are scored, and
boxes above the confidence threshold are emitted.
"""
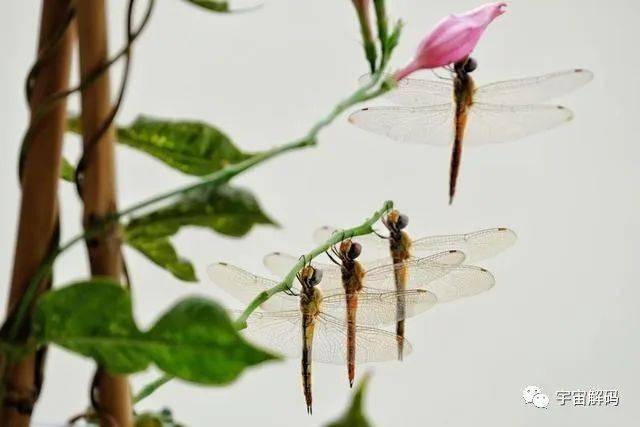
[386,210,409,232]
[300,265,323,288]
[454,57,478,78]
[464,57,478,73]
[339,239,362,262]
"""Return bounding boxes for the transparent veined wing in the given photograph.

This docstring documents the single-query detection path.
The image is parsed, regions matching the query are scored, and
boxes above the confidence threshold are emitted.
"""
[320,289,437,326]
[358,74,454,107]
[420,265,495,302]
[241,310,303,359]
[362,251,467,291]
[241,311,406,364]
[411,228,517,262]
[312,225,338,243]
[262,252,343,291]
[207,262,299,311]
[348,103,455,145]
[463,103,574,145]
[474,69,593,105]
[263,252,308,277]
[316,314,409,363]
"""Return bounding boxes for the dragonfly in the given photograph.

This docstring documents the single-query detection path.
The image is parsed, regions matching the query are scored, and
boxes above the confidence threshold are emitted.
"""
[312,210,515,358]
[348,58,594,203]
[264,246,495,361]
[208,263,438,413]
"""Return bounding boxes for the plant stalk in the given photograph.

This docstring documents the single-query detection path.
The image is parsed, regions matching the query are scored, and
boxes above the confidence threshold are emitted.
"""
[75,1,133,425]
[0,2,75,424]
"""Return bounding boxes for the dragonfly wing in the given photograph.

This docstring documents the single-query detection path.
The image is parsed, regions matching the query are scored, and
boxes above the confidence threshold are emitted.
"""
[262,252,299,276]
[321,289,438,326]
[362,251,466,291]
[358,74,454,106]
[422,265,495,302]
[464,103,574,145]
[262,252,343,291]
[348,104,455,145]
[312,225,340,244]
[241,310,302,358]
[313,313,409,364]
[411,228,517,262]
[474,69,593,105]
[207,262,298,311]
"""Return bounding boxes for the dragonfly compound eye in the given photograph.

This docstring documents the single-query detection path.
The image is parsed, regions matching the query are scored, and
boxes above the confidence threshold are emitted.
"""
[347,242,362,260]
[464,57,478,73]
[310,268,323,286]
[396,214,409,230]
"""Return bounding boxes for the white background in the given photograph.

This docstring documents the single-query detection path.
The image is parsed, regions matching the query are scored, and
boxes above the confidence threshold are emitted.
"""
[1,0,639,426]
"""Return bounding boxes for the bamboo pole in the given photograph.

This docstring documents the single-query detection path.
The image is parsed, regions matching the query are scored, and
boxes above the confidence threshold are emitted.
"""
[75,1,133,426]
[0,2,74,425]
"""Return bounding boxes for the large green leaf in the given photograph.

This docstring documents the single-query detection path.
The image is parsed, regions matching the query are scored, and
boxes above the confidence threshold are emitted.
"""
[148,297,274,384]
[33,280,279,383]
[32,278,148,373]
[327,374,373,427]
[123,184,276,282]
[125,184,276,239]
[68,115,253,176]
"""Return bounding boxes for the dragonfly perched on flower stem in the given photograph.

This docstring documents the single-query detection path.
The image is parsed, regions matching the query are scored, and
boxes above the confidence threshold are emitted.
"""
[264,246,495,362]
[312,211,516,359]
[349,58,593,203]
[208,263,438,414]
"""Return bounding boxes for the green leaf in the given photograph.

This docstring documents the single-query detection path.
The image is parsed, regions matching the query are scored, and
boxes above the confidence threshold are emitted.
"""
[33,280,279,383]
[327,373,373,427]
[68,115,253,176]
[123,183,276,281]
[147,297,275,384]
[32,278,148,373]
[60,157,76,182]
[125,184,277,239]
[127,236,197,282]
[184,0,229,12]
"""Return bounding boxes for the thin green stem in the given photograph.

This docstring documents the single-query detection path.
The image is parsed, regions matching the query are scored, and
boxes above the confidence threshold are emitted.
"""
[122,70,387,219]
[132,374,172,403]
[373,0,389,65]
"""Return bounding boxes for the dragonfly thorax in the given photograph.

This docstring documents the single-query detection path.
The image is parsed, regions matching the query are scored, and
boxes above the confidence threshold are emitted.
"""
[341,260,365,294]
[300,286,323,317]
[390,230,412,262]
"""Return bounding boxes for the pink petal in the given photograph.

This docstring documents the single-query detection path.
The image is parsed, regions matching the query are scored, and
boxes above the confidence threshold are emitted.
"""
[396,2,507,79]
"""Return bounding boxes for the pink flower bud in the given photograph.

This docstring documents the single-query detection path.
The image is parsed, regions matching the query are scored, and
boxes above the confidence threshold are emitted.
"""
[394,2,507,81]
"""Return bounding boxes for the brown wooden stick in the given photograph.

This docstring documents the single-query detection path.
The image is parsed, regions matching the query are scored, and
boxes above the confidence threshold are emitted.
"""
[0,2,75,425]
[75,1,133,426]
